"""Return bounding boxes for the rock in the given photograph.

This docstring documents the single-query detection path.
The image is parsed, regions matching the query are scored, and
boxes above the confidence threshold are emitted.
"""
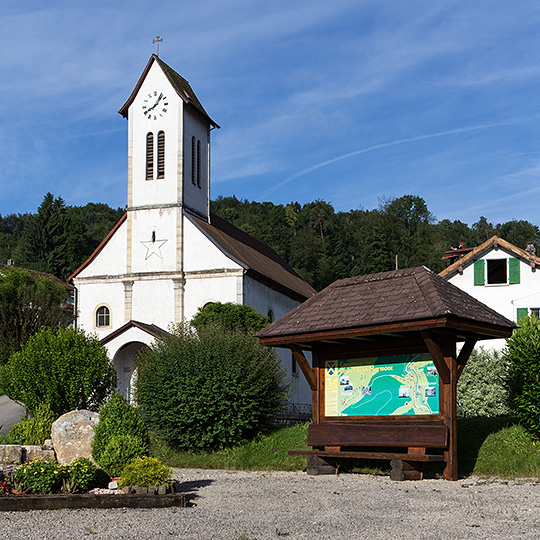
[23,445,55,462]
[108,480,118,489]
[50,410,99,465]
[0,445,23,464]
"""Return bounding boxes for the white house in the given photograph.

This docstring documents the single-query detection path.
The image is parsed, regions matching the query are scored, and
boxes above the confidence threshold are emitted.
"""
[439,235,540,349]
[69,55,316,417]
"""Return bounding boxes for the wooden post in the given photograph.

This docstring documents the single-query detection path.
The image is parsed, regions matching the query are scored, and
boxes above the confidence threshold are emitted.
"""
[441,340,458,480]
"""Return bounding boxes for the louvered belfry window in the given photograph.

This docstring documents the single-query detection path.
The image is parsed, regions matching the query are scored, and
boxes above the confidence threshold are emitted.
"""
[157,131,165,179]
[197,139,201,187]
[146,132,154,180]
[191,136,196,185]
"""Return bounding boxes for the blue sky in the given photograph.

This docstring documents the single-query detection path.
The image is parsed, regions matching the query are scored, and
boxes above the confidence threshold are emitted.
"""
[2,1,540,227]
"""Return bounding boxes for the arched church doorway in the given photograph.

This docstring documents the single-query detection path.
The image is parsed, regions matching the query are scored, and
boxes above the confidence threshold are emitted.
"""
[113,341,148,403]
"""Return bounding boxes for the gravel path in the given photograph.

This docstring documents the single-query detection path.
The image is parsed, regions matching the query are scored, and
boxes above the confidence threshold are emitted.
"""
[1,468,539,539]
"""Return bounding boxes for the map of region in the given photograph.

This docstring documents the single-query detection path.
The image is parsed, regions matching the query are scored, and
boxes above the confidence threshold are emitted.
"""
[325,353,439,417]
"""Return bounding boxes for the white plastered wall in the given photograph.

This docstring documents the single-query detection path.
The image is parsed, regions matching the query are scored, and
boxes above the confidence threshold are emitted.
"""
[447,246,540,349]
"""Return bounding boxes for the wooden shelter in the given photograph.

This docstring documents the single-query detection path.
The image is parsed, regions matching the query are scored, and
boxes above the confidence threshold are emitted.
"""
[257,266,516,480]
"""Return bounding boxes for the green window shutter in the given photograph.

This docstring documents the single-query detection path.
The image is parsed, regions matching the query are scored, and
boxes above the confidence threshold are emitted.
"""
[509,257,520,284]
[473,259,485,286]
[516,307,529,323]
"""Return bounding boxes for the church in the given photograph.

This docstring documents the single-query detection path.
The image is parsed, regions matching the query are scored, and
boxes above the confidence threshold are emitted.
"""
[68,54,316,417]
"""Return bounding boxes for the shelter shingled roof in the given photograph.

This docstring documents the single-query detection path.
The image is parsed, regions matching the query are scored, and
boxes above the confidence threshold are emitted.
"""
[256,266,515,346]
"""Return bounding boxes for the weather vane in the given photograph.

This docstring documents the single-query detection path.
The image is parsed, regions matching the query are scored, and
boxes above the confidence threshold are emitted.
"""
[153,36,163,56]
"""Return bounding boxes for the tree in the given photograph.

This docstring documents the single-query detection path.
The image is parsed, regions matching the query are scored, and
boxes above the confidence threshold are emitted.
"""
[191,302,270,333]
[0,327,117,416]
[135,323,289,450]
[504,316,540,437]
[0,265,72,364]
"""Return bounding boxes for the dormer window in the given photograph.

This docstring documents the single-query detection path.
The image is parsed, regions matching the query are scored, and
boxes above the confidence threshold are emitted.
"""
[474,258,520,286]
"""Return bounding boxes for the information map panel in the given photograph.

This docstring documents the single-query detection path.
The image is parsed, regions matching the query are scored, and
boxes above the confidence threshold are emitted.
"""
[325,353,439,417]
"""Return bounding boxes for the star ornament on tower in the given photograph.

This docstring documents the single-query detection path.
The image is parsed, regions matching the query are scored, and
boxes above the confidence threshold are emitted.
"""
[141,233,167,260]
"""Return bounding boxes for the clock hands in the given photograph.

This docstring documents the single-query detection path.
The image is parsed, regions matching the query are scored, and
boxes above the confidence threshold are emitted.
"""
[145,93,163,114]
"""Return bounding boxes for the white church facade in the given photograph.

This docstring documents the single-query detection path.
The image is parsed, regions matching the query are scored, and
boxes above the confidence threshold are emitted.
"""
[69,55,316,416]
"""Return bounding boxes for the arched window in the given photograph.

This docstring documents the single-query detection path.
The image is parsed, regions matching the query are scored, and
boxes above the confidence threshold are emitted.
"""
[146,132,154,180]
[191,136,196,185]
[96,305,110,328]
[157,131,165,179]
[267,309,274,323]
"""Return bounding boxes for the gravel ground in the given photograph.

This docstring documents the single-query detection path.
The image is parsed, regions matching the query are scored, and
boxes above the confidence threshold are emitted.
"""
[1,468,540,539]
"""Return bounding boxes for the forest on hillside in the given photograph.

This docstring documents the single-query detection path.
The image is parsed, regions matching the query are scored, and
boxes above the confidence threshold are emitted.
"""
[1,193,539,291]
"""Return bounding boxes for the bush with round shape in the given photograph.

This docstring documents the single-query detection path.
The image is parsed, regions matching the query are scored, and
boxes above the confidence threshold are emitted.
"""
[504,315,540,436]
[92,393,149,468]
[6,402,56,445]
[457,347,510,418]
[119,456,172,488]
[97,434,148,478]
[135,322,289,450]
[191,302,270,334]
[0,327,116,416]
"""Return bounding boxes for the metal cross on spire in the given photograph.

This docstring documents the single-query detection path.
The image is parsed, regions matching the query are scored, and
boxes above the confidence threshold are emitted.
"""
[153,36,163,56]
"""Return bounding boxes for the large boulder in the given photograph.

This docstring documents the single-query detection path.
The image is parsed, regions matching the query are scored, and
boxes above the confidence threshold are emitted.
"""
[50,410,99,465]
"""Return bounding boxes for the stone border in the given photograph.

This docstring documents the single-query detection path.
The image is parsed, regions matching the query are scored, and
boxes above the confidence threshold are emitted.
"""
[0,492,187,512]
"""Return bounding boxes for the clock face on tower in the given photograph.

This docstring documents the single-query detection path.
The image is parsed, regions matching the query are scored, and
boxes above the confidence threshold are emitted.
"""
[142,91,168,120]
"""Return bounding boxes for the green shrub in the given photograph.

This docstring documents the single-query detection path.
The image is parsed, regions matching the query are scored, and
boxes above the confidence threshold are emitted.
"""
[0,327,116,416]
[119,456,172,488]
[6,403,56,445]
[65,457,99,493]
[135,322,289,451]
[504,315,540,437]
[97,434,148,477]
[191,302,270,334]
[457,347,510,418]
[92,394,149,469]
[13,459,67,494]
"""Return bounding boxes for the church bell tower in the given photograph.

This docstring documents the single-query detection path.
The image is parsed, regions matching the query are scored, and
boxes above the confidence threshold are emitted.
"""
[118,55,219,277]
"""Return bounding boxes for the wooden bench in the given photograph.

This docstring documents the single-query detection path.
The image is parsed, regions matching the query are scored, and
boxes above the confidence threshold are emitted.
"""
[289,422,448,480]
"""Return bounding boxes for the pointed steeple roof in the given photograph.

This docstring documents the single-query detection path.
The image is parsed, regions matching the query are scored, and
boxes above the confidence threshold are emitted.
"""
[118,55,220,128]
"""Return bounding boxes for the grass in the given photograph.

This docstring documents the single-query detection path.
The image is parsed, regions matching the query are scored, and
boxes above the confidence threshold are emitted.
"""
[151,417,540,480]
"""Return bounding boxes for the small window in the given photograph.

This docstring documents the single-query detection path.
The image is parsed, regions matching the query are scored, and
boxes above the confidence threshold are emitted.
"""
[267,309,274,323]
[191,137,196,185]
[96,306,110,328]
[146,133,154,180]
[157,131,165,179]
[531,308,540,318]
[487,259,507,284]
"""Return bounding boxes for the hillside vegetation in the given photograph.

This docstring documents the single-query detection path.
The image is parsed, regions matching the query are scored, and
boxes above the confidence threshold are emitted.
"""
[1,192,539,289]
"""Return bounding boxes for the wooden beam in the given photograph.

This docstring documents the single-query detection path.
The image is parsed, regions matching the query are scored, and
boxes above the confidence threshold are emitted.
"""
[291,345,317,391]
[420,331,450,384]
[457,338,477,379]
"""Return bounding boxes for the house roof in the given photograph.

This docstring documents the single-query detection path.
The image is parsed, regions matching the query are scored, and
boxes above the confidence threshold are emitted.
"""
[101,320,170,345]
[118,55,220,128]
[188,211,316,301]
[256,266,515,347]
[439,235,540,279]
[0,262,73,290]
